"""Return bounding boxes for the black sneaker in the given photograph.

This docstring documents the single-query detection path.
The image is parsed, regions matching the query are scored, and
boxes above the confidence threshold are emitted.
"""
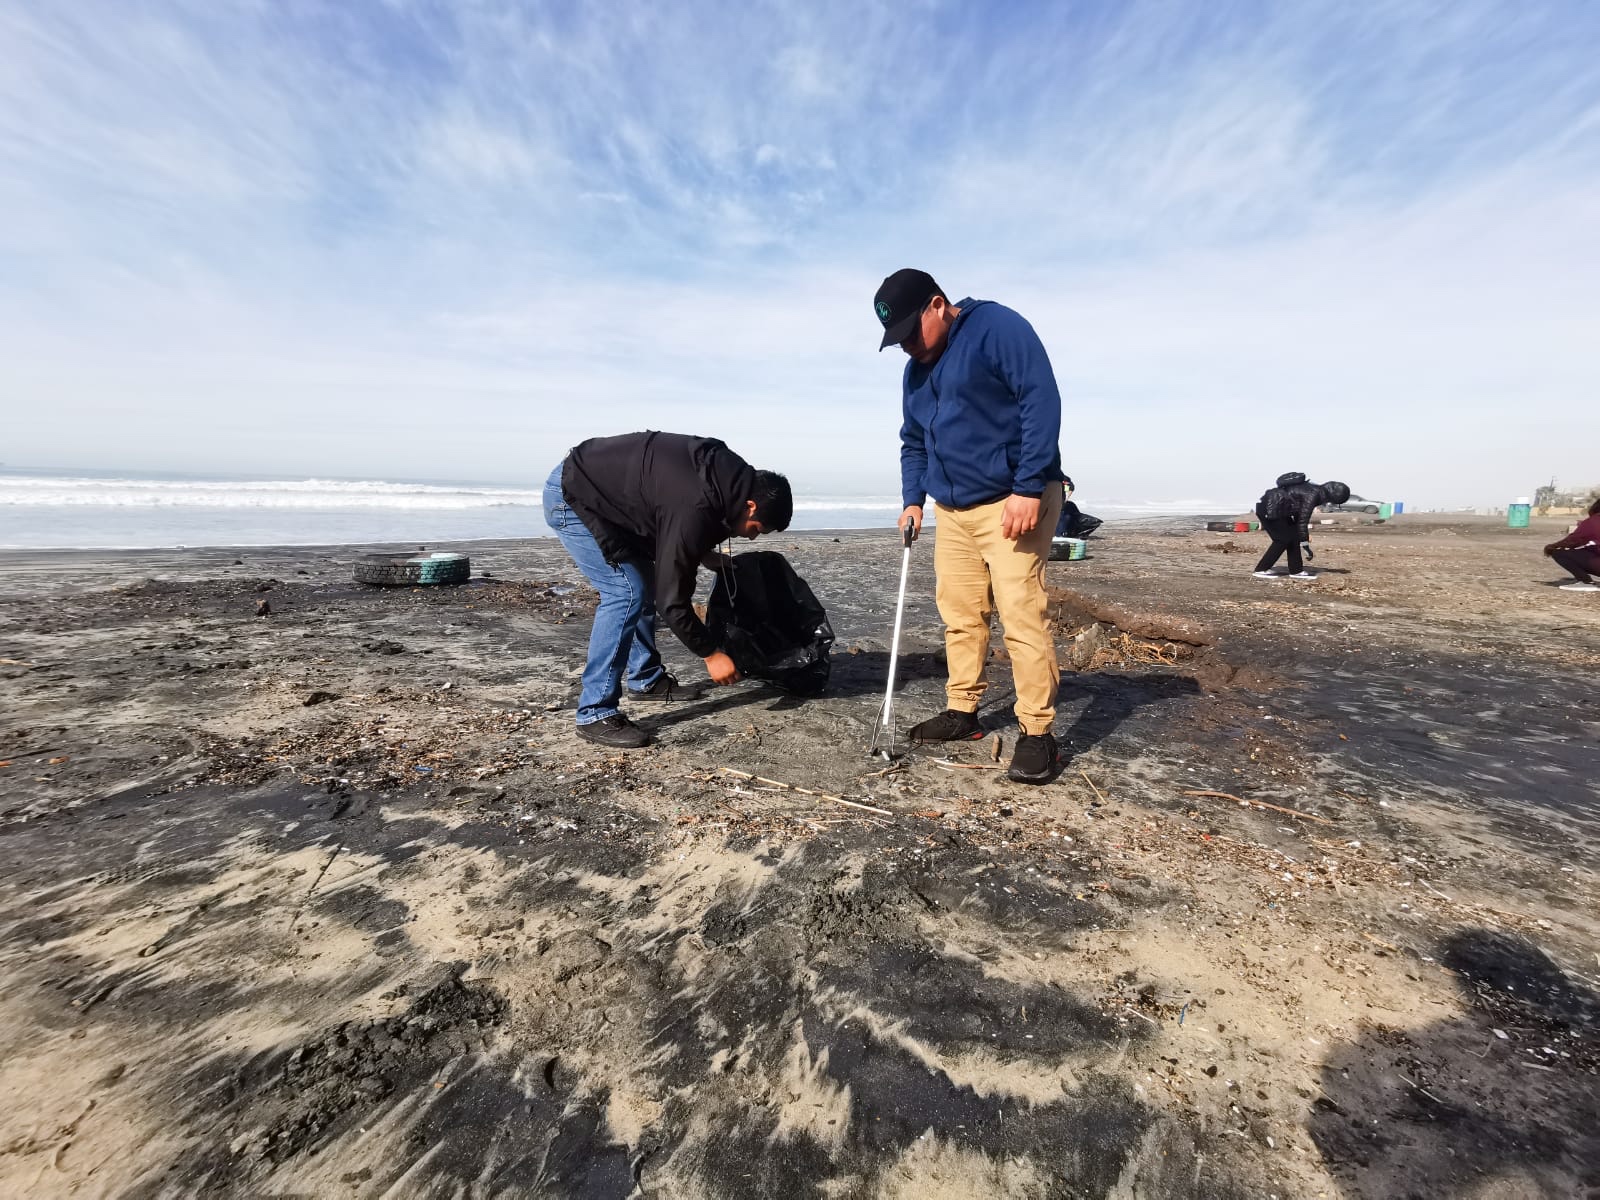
[1007,732,1059,784]
[575,714,652,749]
[907,709,983,744]
[627,673,703,703]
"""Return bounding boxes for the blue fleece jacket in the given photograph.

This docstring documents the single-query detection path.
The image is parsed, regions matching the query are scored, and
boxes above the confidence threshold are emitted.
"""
[899,298,1064,510]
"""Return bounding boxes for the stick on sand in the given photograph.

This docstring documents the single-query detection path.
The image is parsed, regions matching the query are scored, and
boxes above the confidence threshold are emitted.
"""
[1181,790,1333,825]
[719,768,893,817]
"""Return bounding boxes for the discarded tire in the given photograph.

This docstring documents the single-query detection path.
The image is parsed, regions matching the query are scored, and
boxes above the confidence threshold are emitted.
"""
[353,552,471,587]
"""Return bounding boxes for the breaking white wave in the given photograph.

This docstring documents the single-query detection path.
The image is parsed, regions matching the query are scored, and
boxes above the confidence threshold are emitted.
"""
[1091,497,1235,514]
[0,476,910,514]
[0,476,1222,515]
[0,475,542,510]
[0,472,1218,549]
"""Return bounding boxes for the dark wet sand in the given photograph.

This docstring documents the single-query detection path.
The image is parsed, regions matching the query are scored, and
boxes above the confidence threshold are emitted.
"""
[1,514,1595,1197]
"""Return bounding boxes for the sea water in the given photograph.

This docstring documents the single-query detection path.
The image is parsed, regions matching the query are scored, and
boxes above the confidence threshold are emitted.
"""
[0,468,1216,549]
[0,469,911,549]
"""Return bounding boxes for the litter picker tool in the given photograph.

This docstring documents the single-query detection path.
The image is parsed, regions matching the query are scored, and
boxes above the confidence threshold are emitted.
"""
[868,522,916,760]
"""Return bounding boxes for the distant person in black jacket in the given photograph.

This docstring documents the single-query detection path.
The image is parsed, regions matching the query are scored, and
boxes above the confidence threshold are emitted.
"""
[1252,473,1350,580]
[1053,477,1103,539]
[543,432,792,748]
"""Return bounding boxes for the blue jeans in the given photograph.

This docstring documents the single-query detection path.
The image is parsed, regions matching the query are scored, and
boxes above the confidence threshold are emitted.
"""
[543,462,665,725]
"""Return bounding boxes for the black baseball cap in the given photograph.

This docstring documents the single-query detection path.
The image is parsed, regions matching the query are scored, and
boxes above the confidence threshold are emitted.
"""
[873,268,943,351]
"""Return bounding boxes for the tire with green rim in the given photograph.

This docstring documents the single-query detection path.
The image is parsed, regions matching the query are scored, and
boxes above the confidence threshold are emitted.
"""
[353,552,471,587]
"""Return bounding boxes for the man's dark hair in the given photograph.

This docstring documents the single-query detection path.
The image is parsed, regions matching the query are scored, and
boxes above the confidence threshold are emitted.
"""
[751,470,793,531]
[1589,496,1600,516]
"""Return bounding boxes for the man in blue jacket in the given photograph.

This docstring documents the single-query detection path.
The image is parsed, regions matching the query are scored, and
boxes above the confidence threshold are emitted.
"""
[874,268,1066,783]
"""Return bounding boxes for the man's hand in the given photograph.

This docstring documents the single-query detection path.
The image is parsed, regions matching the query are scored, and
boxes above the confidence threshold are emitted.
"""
[898,506,923,542]
[704,651,740,686]
[1001,494,1042,541]
[1544,543,1563,557]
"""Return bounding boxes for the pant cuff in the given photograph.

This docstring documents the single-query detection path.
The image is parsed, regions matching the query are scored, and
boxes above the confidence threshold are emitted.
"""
[627,668,665,693]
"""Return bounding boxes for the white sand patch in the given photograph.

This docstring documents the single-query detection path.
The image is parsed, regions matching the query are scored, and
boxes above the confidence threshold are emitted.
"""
[868,1134,1050,1198]
[768,1023,852,1151]
[606,1085,664,1148]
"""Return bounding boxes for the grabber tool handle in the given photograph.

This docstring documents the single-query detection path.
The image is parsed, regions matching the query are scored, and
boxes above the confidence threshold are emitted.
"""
[870,524,915,759]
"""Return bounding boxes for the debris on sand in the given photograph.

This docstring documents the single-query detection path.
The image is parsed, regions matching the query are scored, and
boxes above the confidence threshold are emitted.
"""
[1066,621,1112,670]
[2,522,1596,1198]
[718,767,893,816]
[1050,586,1213,646]
[1180,788,1333,826]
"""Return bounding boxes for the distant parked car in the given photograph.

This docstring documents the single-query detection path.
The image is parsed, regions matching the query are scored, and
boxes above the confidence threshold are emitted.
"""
[1321,493,1385,514]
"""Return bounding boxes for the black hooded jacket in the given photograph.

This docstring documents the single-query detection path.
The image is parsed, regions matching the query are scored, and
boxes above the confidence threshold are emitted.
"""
[561,431,755,659]
[1257,472,1339,540]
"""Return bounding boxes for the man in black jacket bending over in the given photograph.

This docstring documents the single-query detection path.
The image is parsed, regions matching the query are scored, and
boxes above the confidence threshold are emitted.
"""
[542,432,792,748]
[1253,473,1350,580]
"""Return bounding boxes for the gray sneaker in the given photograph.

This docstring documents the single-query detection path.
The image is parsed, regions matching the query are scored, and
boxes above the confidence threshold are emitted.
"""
[1559,581,1600,592]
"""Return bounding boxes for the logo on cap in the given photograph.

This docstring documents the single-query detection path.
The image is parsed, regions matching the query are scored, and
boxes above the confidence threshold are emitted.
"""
[875,300,891,324]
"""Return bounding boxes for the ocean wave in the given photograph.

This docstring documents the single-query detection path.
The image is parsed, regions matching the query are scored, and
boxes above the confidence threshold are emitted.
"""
[791,498,901,511]
[1091,499,1233,514]
[0,476,910,514]
[0,476,1224,517]
[0,476,544,510]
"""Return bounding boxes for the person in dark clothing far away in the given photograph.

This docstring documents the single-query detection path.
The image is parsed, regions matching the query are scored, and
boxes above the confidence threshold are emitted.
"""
[1544,497,1600,592]
[1252,473,1350,581]
[1054,477,1081,538]
[874,267,1066,785]
[543,431,792,748]
[1053,476,1103,539]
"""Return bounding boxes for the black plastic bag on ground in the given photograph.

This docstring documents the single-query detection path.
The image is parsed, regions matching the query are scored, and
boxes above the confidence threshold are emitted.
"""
[704,552,834,696]
[1059,510,1103,537]
[1055,500,1104,538]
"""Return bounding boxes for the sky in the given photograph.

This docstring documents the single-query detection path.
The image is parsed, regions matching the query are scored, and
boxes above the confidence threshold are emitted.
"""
[1,0,1597,510]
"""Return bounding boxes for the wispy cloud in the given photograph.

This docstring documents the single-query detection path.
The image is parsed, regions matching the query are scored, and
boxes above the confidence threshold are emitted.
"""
[1,0,1597,506]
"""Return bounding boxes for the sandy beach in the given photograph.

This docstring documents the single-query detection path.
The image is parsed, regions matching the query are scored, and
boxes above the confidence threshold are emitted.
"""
[1,513,1596,1198]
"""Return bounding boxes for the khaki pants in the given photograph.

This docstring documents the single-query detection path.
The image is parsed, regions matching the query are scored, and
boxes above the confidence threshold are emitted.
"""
[932,488,1061,735]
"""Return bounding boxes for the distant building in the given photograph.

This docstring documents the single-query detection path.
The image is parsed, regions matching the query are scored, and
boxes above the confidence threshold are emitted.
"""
[1535,481,1599,515]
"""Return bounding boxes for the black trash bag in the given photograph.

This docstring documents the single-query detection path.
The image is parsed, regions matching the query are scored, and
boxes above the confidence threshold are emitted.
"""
[1054,500,1104,538]
[704,552,834,696]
